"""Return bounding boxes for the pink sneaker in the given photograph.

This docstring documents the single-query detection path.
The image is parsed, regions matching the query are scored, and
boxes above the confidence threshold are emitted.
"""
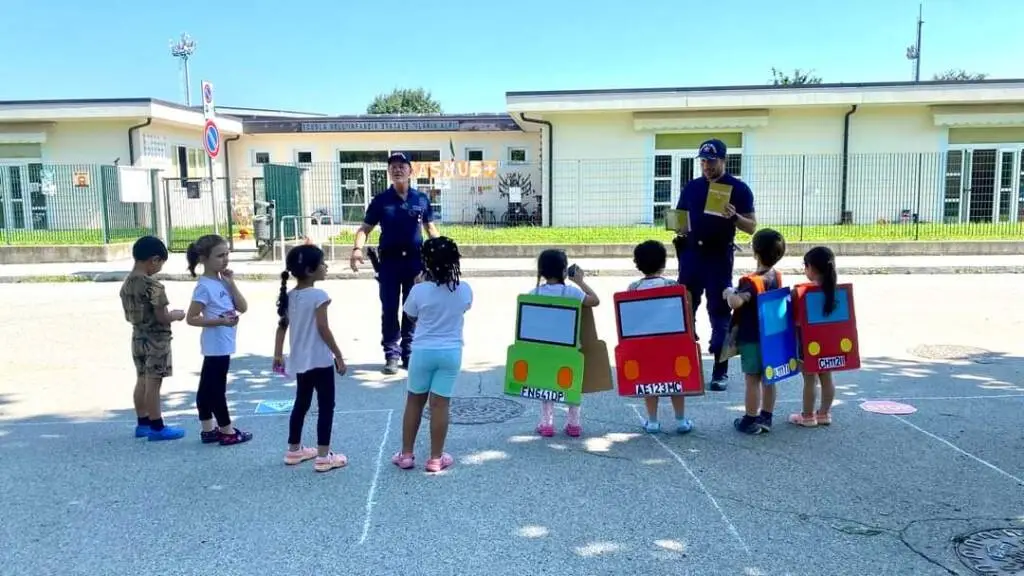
[788,413,818,428]
[284,446,317,465]
[391,451,415,470]
[314,452,348,473]
[425,453,453,473]
[536,423,554,437]
[816,411,833,426]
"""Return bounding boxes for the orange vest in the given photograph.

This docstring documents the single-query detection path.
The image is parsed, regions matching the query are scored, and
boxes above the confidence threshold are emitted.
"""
[731,270,782,325]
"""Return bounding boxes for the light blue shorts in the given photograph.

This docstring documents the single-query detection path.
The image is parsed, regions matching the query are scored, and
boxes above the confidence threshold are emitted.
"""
[407,348,462,398]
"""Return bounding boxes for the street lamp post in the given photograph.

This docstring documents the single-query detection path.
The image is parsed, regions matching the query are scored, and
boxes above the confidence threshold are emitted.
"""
[169,33,197,106]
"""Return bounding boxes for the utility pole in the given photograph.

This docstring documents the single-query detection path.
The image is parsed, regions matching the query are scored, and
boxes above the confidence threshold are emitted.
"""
[905,4,924,82]
[169,33,197,106]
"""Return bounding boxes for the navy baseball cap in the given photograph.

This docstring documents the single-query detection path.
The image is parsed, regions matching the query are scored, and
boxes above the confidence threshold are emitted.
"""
[697,139,727,160]
[388,152,411,165]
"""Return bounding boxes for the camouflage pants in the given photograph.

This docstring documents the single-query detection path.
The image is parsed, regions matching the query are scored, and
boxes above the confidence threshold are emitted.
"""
[132,332,173,379]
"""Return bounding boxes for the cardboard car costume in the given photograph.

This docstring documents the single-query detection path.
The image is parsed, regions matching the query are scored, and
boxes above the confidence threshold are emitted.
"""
[613,284,704,397]
[755,287,801,384]
[504,294,613,405]
[792,282,861,373]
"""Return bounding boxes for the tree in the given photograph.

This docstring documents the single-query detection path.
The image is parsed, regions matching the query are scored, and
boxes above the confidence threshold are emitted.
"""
[932,69,989,82]
[366,88,443,114]
[770,67,823,86]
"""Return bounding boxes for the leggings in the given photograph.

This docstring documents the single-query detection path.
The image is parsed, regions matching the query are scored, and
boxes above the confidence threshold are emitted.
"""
[288,365,336,446]
[196,355,232,427]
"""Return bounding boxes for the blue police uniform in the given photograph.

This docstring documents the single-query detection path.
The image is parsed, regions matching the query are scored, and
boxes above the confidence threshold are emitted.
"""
[675,139,755,390]
[363,154,434,370]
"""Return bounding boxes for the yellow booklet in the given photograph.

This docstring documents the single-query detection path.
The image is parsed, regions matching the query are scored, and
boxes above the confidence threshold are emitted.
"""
[664,209,688,232]
[704,183,733,217]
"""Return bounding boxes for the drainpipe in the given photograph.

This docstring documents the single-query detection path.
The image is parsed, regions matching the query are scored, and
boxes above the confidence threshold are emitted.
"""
[839,104,858,224]
[127,118,153,165]
[518,113,553,227]
[224,133,242,236]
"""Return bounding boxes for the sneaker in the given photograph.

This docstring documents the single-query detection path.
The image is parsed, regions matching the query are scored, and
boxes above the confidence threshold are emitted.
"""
[816,411,833,426]
[314,452,348,473]
[148,425,186,442]
[733,415,763,435]
[134,425,151,438]
[757,412,774,432]
[676,417,695,435]
[401,356,410,370]
[382,358,400,375]
[219,428,253,446]
[643,420,661,434]
[200,430,220,444]
[284,446,317,465]
[425,453,453,473]
[392,451,415,470]
[709,362,729,391]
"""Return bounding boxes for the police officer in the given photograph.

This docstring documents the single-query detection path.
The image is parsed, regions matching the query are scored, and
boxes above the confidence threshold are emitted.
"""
[674,139,757,391]
[350,152,439,375]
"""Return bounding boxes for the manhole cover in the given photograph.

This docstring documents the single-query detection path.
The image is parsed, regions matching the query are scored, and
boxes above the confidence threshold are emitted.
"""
[955,528,1024,574]
[423,396,525,425]
[910,345,997,363]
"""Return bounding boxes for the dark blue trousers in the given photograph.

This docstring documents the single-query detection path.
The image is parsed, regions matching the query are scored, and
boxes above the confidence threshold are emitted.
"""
[378,257,420,362]
[678,245,734,372]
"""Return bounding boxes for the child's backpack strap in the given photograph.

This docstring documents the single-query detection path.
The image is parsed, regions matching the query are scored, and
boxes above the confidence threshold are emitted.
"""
[741,272,767,295]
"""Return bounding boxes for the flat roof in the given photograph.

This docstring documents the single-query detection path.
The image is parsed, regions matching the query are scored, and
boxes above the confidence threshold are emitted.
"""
[243,113,522,134]
[505,78,1024,97]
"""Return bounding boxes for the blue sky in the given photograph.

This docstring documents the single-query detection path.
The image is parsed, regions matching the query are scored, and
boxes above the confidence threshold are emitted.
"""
[2,0,1021,115]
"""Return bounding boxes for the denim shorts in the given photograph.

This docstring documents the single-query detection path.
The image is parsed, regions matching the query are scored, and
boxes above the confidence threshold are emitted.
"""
[407,348,462,397]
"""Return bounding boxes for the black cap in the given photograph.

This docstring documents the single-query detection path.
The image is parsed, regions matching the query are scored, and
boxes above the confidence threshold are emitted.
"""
[388,152,411,166]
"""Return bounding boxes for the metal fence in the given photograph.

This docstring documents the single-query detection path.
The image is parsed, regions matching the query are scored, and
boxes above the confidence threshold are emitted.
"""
[0,163,158,246]
[4,152,1023,248]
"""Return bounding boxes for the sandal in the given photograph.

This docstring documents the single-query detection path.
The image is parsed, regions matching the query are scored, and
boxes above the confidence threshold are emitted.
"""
[643,420,661,434]
[536,423,554,437]
[816,411,832,426]
[788,413,818,427]
[314,452,348,473]
[425,453,453,473]
[284,446,317,465]
[391,451,415,470]
[564,423,582,438]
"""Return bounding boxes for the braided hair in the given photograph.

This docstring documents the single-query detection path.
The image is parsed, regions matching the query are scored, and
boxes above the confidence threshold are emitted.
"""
[276,244,325,328]
[421,236,461,292]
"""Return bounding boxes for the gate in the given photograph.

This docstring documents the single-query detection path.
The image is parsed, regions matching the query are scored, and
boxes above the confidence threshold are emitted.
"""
[162,176,233,252]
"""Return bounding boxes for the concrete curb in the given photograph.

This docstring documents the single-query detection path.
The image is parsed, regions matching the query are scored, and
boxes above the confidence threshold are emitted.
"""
[2,265,1022,283]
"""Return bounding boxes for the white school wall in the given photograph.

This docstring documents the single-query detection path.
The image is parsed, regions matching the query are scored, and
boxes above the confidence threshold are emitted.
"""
[231,131,542,224]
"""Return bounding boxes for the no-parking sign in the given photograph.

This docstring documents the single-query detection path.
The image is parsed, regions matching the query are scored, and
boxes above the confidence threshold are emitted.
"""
[204,119,220,159]
[201,80,215,119]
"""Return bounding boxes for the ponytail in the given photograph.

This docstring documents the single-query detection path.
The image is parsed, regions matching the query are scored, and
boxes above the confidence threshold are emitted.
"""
[821,259,837,316]
[186,243,200,278]
[276,271,290,329]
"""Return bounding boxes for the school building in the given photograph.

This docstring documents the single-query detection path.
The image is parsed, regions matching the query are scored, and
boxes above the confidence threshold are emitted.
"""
[1,78,1023,243]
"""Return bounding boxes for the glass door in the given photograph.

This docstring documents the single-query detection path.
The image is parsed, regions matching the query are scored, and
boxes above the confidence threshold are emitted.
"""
[996,149,1017,222]
[337,164,367,223]
[967,148,997,222]
[0,164,28,230]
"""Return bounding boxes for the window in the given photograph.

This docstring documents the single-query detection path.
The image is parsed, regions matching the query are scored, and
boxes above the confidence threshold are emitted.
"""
[172,144,209,179]
[617,297,686,339]
[653,155,672,222]
[508,147,527,164]
[254,152,270,165]
[517,303,579,347]
[338,151,389,163]
[296,151,313,164]
[805,288,851,325]
[650,150,743,223]
[466,149,484,161]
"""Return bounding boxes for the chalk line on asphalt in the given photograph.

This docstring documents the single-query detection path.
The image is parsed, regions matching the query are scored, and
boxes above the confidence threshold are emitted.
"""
[0,408,392,428]
[695,392,1024,407]
[360,408,394,546]
[629,404,750,555]
[892,415,1024,486]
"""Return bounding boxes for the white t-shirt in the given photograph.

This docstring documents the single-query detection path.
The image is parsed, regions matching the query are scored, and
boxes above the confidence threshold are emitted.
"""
[404,280,474,350]
[191,276,237,356]
[628,276,677,291]
[530,283,586,302]
[286,287,335,375]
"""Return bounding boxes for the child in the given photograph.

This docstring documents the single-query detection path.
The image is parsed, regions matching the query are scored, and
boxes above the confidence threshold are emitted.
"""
[531,249,600,438]
[723,228,786,435]
[119,235,187,441]
[789,246,838,427]
[185,234,252,446]
[272,245,349,473]
[630,240,694,435]
[392,237,473,473]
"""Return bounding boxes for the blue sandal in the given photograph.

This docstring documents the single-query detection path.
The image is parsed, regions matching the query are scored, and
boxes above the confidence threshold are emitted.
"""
[676,418,694,435]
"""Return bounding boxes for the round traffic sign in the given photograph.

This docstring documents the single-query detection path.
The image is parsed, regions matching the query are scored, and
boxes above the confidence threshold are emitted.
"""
[203,83,214,104]
[204,119,220,158]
